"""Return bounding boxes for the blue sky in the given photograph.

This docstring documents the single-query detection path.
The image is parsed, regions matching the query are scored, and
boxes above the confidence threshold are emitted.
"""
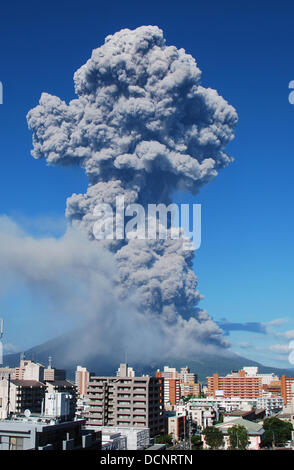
[0,0,294,367]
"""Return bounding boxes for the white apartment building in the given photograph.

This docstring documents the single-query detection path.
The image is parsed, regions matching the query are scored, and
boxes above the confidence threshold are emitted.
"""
[88,425,150,450]
[256,396,283,415]
[177,402,219,430]
[186,397,256,413]
[176,393,284,428]
[101,431,127,450]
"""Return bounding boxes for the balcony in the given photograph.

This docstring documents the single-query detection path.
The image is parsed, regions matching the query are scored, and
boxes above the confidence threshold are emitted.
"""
[88,411,103,417]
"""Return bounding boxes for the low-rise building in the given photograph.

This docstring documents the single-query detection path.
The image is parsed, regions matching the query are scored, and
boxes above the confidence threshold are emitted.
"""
[45,380,77,420]
[0,367,16,380]
[0,377,77,420]
[256,396,283,415]
[101,431,127,450]
[223,408,265,423]
[0,378,46,419]
[202,417,265,450]
[0,416,101,450]
[87,425,150,450]
[165,411,186,443]
[177,401,218,430]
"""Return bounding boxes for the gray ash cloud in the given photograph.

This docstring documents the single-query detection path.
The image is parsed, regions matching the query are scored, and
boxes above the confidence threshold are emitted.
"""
[26,26,238,357]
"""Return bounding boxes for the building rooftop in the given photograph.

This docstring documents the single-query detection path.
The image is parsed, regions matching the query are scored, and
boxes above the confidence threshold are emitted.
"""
[0,416,85,431]
[10,379,46,388]
[147,443,167,450]
[215,417,264,435]
[224,408,265,418]
[224,410,253,417]
[274,412,293,419]
[45,380,75,387]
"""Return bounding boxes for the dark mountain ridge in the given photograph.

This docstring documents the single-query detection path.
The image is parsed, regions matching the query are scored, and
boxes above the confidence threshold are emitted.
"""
[3,329,293,383]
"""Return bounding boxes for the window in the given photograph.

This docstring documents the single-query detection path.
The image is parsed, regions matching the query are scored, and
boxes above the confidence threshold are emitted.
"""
[9,437,24,450]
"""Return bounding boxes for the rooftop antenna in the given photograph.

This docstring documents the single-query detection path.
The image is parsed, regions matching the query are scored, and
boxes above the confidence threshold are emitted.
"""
[0,318,3,340]
[0,318,3,365]
[48,356,52,369]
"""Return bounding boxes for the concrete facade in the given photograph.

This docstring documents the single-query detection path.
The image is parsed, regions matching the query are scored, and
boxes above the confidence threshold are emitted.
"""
[89,425,150,450]
[86,365,164,437]
[0,417,101,450]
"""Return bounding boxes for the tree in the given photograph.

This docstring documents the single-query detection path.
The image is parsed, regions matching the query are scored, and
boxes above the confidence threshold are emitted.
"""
[202,426,224,450]
[228,425,250,450]
[214,414,224,425]
[262,417,293,448]
[182,393,195,403]
[191,435,203,449]
[155,434,173,447]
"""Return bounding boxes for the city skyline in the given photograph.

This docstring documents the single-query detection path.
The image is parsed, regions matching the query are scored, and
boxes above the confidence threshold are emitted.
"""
[0,357,293,450]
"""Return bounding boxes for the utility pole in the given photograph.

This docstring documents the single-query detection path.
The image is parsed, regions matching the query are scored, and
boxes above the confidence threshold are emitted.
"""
[7,373,11,419]
[187,413,192,450]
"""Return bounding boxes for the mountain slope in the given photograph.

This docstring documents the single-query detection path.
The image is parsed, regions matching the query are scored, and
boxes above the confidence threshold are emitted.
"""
[3,329,293,382]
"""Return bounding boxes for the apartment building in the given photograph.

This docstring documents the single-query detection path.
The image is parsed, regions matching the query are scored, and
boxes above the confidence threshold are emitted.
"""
[155,366,178,402]
[176,401,219,430]
[239,367,279,385]
[165,411,186,443]
[96,426,150,450]
[44,367,66,382]
[281,375,294,405]
[86,364,165,436]
[0,378,46,419]
[180,366,197,382]
[0,416,101,450]
[45,380,77,420]
[0,359,76,419]
[75,365,95,397]
[262,380,281,396]
[182,381,201,398]
[15,360,44,382]
[163,378,181,406]
[15,359,66,383]
[0,367,16,380]
[155,365,199,405]
[207,370,263,399]
[116,364,135,378]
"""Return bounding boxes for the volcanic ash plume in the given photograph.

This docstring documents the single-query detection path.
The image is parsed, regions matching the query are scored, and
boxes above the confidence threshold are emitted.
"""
[27,26,238,355]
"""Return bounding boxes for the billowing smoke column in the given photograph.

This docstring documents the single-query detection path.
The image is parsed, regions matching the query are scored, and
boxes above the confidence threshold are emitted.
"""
[27,26,238,353]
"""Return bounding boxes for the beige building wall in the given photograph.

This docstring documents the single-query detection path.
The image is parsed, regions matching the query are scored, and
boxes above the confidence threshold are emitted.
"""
[0,379,17,419]
[86,370,165,437]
